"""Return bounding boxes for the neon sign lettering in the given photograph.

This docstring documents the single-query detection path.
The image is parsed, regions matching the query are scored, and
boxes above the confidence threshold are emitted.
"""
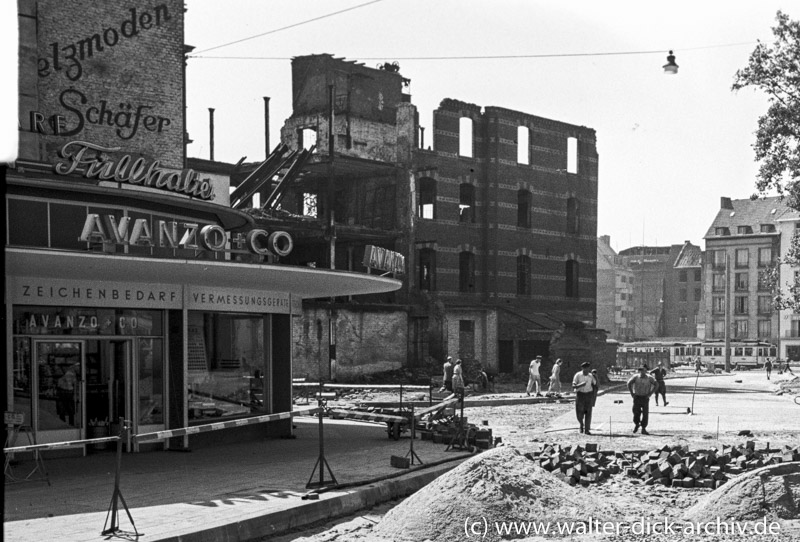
[54,140,215,200]
[79,214,294,258]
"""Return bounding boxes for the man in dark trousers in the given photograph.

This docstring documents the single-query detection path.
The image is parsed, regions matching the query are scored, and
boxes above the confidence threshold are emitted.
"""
[628,365,657,435]
[651,362,668,406]
[572,362,596,435]
[765,358,773,380]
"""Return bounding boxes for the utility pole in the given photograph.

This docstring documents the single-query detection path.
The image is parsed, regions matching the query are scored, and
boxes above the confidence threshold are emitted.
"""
[327,83,337,381]
[263,96,270,159]
[208,108,215,161]
[327,83,336,270]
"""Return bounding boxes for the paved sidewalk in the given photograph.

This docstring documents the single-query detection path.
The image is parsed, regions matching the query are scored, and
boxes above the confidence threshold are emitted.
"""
[548,370,800,444]
[7,372,797,541]
[4,416,473,542]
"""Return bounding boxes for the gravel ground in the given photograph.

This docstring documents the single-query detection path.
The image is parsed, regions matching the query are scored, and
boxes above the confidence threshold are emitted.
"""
[274,379,799,541]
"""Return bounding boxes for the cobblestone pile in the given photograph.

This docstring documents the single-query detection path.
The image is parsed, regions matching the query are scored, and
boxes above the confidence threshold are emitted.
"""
[525,441,800,489]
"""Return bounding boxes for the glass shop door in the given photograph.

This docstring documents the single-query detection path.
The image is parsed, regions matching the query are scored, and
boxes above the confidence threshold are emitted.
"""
[32,340,84,444]
[85,339,132,449]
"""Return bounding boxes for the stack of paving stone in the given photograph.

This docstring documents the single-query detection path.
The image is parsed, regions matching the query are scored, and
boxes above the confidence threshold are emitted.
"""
[524,442,615,486]
[525,442,800,489]
[623,442,800,489]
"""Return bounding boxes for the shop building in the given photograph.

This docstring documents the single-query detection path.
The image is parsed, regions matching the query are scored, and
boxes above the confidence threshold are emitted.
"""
[7,1,399,452]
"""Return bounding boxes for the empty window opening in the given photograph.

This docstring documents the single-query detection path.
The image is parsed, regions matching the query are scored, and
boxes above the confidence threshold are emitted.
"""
[567,136,578,174]
[459,251,475,293]
[517,126,529,164]
[459,117,473,157]
[459,183,475,223]
[419,248,435,291]
[566,197,579,234]
[300,128,317,151]
[418,178,436,219]
[300,193,318,217]
[517,255,531,295]
[566,259,580,298]
[517,189,531,228]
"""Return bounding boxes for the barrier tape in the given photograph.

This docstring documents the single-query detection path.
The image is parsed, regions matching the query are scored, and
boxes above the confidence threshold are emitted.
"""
[415,395,460,419]
[293,383,431,390]
[328,409,407,424]
[4,435,120,454]
[134,406,320,442]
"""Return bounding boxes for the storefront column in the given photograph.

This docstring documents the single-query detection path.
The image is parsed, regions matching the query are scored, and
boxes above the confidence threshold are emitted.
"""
[271,314,292,436]
[167,309,187,450]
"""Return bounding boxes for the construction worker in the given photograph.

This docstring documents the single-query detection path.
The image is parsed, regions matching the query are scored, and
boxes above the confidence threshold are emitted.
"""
[628,365,657,435]
[651,362,668,406]
[526,356,543,397]
[572,362,596,435]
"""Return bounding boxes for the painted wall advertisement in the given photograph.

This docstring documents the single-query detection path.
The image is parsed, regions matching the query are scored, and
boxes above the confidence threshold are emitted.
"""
[23,1,184,168]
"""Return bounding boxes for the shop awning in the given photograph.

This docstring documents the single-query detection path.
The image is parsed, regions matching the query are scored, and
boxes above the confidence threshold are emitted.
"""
[6,248,402,299]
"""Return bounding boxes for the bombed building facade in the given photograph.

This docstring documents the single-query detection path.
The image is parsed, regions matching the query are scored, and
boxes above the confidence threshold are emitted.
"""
[263,54,609,381]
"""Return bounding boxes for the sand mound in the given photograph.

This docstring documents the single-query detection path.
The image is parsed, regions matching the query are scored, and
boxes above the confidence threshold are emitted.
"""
[372,446,610,541]
[683,461,800,523]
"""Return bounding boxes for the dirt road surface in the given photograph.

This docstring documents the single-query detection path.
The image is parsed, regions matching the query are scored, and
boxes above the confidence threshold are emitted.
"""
[270,370,800,541]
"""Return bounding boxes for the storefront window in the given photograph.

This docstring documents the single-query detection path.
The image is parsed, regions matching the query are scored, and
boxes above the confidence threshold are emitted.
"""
[138,338,164,425]
[13,306,164,433]
[50,202,88,251]
[37,341,82,430]
[12,338,33,426]
[187,311,268,421]
[7,199,48,247]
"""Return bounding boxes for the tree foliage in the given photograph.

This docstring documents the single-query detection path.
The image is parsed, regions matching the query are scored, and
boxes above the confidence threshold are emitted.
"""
[734,11,800,310]
[733,11,800,205]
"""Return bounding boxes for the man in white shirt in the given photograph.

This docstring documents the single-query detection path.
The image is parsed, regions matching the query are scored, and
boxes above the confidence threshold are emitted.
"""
[572,362,596,434]
[548,359,563,394]
[526,356,542,397]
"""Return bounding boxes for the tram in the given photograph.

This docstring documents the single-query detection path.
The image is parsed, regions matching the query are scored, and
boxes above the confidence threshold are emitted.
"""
[615,340,777,370]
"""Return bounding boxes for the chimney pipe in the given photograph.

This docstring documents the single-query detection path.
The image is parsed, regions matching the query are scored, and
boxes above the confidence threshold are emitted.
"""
[720,197,733,210]
[208,107,215,161]
[419,126,425,149]
[263,96,270,158]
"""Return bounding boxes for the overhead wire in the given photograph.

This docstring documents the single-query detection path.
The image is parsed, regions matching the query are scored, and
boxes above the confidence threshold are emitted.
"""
[189,0,387,56]
[189,41,756,62]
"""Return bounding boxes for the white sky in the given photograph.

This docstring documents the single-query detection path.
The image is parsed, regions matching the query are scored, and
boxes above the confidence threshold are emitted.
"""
[183,0,796,253]
[3,1,796,254]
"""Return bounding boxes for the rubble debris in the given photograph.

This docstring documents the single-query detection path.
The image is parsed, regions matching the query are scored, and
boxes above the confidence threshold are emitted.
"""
[373,446,611,542]
[524,441,800,489]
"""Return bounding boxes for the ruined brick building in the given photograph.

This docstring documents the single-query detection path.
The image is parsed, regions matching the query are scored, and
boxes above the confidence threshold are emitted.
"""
[250,54,611,380]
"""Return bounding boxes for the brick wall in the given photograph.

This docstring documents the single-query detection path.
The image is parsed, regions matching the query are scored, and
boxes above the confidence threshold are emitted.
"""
[413,100,598,320]
[20,0,185,168]
[292,306,408,380]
